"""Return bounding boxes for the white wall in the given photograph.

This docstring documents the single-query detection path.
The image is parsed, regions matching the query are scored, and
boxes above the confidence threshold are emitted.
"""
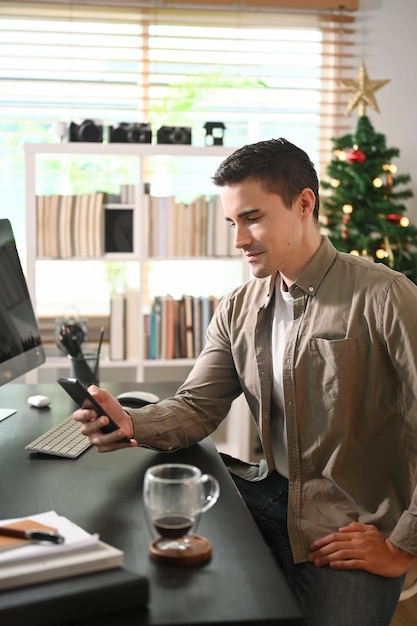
[356,0,417,221]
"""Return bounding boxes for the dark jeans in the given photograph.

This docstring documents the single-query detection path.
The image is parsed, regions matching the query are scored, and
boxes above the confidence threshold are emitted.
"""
[221,455,405,626]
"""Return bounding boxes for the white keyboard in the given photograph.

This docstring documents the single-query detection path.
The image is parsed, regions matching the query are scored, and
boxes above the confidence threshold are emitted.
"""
[25,416,91,459]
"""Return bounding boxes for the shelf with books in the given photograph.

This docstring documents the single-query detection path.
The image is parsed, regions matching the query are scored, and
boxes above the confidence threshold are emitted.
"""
[24,143,249,383]
[35,192,137,259]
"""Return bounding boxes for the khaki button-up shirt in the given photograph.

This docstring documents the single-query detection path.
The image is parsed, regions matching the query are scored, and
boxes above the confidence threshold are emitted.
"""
[132,237,417,563]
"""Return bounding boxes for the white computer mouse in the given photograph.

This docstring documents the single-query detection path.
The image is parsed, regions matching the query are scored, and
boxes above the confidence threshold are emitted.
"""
[117,390,159,408]
[27,394,51,408]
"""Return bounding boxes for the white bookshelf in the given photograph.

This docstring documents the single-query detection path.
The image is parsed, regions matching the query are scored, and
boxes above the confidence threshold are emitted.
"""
[24,142,254,460]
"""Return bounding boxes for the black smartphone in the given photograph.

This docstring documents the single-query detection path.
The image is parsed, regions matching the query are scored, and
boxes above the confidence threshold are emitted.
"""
[57,377,131,443]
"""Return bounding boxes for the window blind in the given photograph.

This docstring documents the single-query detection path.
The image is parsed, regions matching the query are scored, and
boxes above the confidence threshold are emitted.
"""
[0,1,357,172]
[3,1,358,9]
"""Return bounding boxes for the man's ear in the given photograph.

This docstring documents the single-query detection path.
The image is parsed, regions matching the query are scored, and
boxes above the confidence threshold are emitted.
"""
[298,188,316,218]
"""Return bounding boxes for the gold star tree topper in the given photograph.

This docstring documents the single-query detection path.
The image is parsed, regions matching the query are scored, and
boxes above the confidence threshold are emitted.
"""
[338,61,390,116]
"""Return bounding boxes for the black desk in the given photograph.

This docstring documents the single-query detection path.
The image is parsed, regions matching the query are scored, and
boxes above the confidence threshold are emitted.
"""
[0,382,304,625]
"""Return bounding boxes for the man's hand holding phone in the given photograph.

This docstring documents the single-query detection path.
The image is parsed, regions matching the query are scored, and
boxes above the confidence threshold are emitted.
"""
[58,378,137,452]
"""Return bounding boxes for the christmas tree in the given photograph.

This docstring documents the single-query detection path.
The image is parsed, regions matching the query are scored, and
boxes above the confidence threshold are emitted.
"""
[321,63,417,283]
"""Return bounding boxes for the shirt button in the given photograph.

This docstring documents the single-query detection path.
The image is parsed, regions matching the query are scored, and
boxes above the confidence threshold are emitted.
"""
[308,286,314,293]
[288,400,292,406]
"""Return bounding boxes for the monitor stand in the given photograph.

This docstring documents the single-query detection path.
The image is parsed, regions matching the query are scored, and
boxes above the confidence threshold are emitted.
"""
[0,408,17,422]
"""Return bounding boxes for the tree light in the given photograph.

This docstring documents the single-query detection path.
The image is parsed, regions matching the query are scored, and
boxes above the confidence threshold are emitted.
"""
[342,204,353,214]
[330,178,340,188]
[382,163,398,174]
[400,216,410,227]
[361,250,374,262]
[350,250,360,256]
[373,177,383,188]
[376,248,388,259]
[334,150,347,161]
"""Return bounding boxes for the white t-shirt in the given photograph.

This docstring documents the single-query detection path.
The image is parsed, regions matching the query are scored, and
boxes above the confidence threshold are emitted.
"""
[270,276,293,478]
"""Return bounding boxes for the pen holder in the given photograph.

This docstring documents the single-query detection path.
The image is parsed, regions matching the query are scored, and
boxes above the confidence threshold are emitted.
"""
[68,353,99,386]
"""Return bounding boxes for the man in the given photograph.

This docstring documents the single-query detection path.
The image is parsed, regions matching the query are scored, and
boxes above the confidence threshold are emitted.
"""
[74,138,417,625]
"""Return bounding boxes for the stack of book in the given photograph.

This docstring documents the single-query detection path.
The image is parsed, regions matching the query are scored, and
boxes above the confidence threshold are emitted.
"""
[0,510,124,590]
[0,511,149,625]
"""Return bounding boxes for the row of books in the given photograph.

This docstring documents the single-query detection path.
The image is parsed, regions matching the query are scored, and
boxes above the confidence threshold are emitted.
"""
[36,192,105,258]
[36,190,239,260]
[35,184,136,259]
[145,293,220,360]
[145,194,239,258]
[109,291,220,361]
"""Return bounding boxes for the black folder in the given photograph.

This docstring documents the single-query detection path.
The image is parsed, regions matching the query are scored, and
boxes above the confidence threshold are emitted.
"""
[0,567,149,626]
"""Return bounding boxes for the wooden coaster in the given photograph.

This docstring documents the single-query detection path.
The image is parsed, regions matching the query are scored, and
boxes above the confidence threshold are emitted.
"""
[149,534,212,565]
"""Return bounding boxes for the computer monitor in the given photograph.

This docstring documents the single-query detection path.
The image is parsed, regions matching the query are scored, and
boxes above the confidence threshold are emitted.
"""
[0,218,45,420]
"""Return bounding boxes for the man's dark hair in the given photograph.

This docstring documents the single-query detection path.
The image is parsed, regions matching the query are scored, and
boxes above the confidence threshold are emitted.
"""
[212,138,320,220]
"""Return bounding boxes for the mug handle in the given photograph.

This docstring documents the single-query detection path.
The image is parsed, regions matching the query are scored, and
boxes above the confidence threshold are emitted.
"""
[200,474,220,512]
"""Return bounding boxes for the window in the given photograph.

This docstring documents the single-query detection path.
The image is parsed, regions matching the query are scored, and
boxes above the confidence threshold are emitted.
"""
[0,1,356,318]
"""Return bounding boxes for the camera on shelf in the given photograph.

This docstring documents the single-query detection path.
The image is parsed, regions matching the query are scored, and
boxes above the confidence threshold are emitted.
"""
[108,122,152,144]
[204,121,226,146]
[157,126,192,145]
[68,119,103,142]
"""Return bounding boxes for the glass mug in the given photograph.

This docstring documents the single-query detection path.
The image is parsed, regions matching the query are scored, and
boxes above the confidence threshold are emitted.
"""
[143,463,220,553]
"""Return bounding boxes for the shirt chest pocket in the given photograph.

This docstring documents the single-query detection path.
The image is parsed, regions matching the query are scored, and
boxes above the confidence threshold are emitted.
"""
[307,337,359,401]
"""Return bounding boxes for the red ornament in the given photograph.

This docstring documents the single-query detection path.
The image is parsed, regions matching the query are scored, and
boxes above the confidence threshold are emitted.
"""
[347,148,366,164]
[387,213,402,223]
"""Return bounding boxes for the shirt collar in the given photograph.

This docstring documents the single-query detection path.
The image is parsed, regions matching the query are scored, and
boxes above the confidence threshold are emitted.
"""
[291,236,337,297]
[259,237,337,307]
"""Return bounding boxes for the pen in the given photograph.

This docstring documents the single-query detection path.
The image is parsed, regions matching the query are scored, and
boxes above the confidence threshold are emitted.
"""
[0,526,65,544]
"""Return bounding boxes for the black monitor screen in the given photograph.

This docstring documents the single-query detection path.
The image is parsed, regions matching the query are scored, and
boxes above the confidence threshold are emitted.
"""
[0,219,45,389]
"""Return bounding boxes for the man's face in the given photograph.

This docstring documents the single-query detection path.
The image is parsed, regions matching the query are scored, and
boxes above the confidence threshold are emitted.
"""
[220,178,305,280]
